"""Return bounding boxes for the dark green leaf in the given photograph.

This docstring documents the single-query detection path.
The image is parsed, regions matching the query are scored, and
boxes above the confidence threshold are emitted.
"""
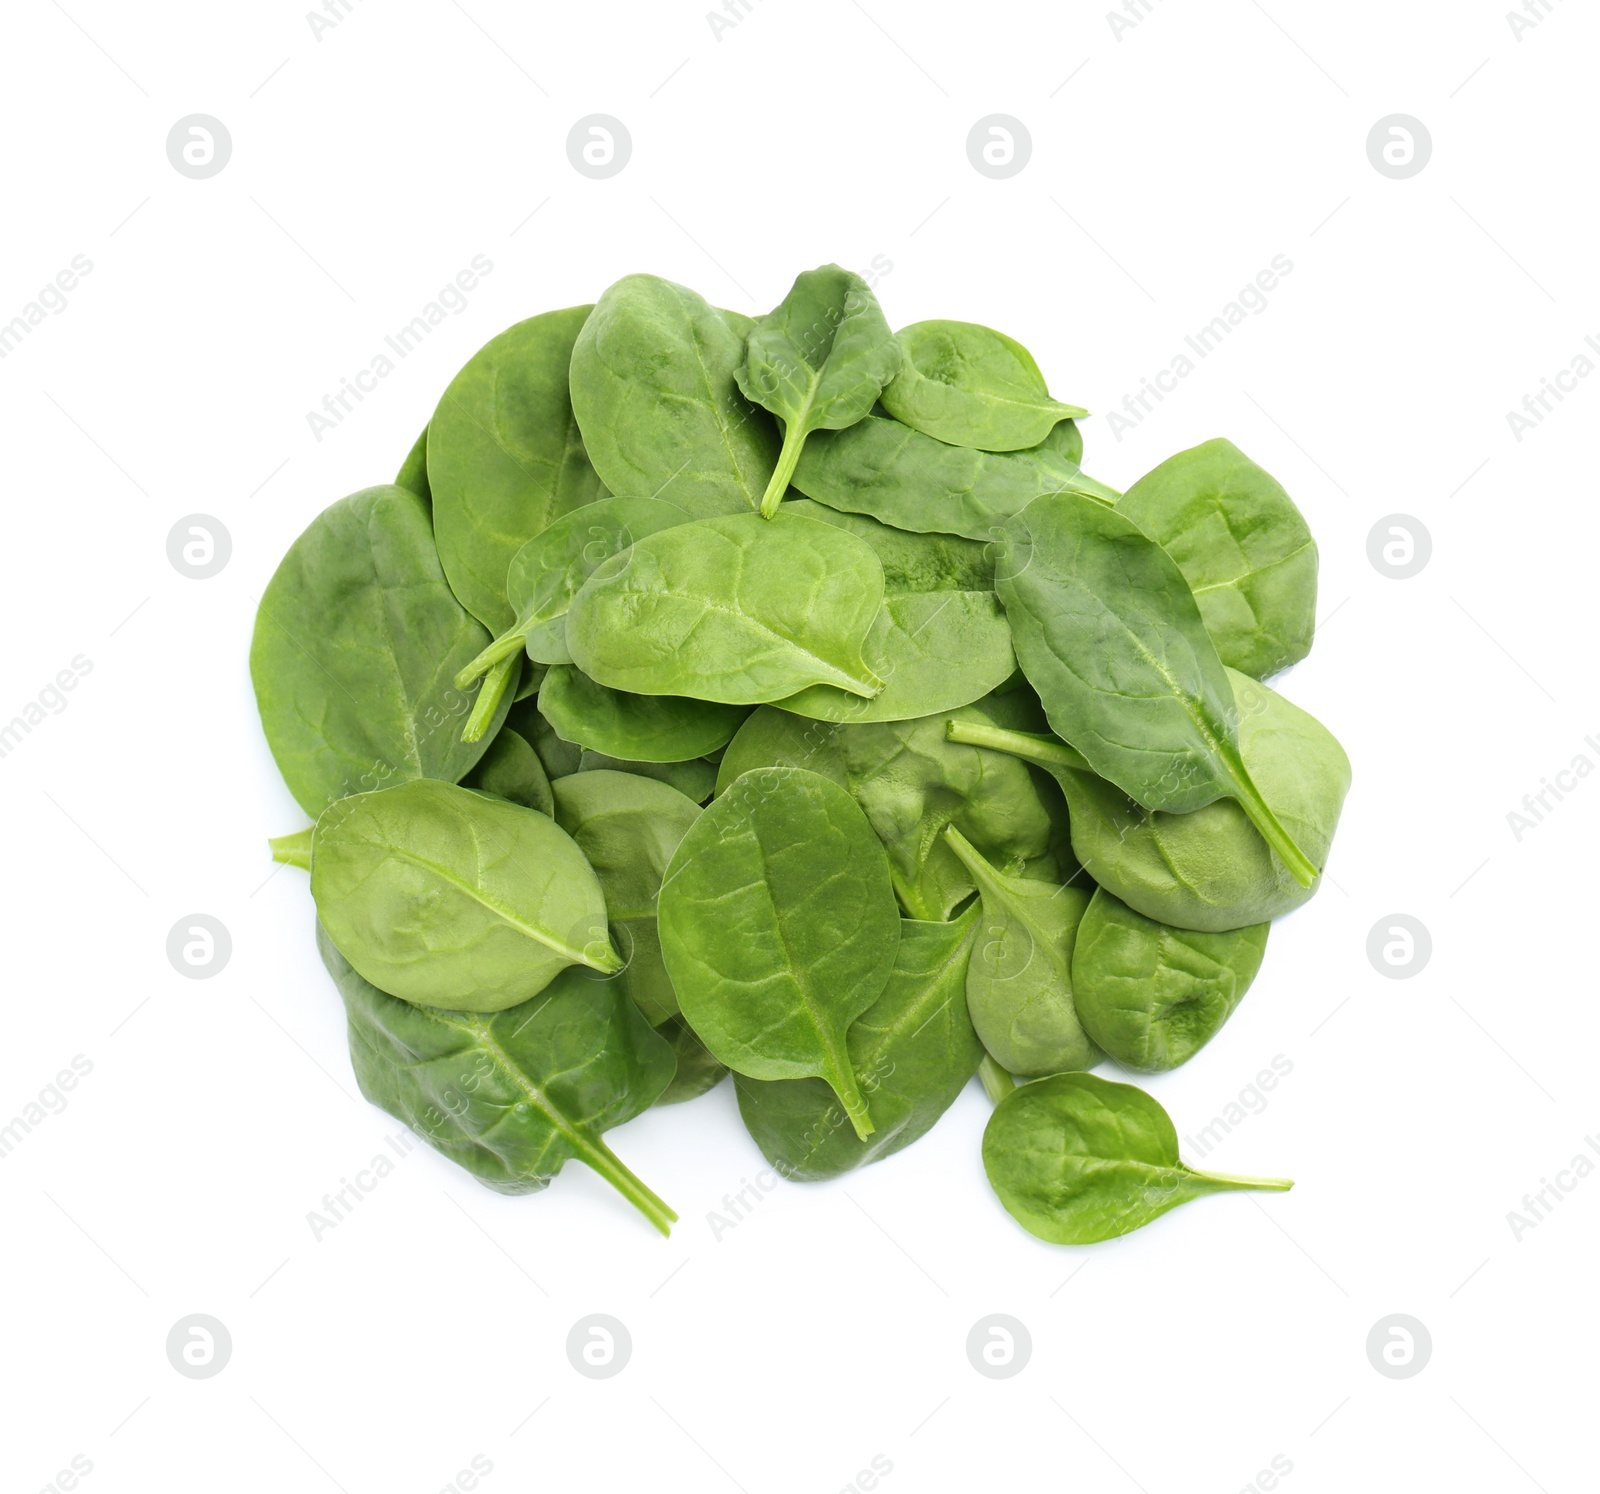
[539,665,749,762]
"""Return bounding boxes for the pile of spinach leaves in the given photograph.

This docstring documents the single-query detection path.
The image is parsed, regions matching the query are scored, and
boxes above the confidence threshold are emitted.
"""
[253,265,1346,1244]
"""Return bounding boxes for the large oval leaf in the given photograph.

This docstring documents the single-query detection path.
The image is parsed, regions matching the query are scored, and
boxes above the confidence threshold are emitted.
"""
[659,766,901,1139]
[311,779,620,1011]
[566,511,887,704]
[250,485,508,817]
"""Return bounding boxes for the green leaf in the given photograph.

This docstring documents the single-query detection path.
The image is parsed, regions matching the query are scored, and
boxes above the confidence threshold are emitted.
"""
[1072,888,1268,1072]
[322,925,678,1234]
[771,502,1015,723]
[566,511,887,704]
[880,319,1086,451]
[947,669,1350,931]
[462,725,554,816]
[429,307,608,631]
[576,752,718,804]
[736,907,983,1180]
[735,264,901,517]
[311,779,621,1011]
[570,274,779,515]
[539,665,750,763]
[395,425,430,502]
[249,485,508,818]
[983,1072,1291,1244]
[655,1015,729,1105]
[996,493,1319,886]
[717,695,1062,922]
[1119,439,1317,680]
[552,770,702,1025]
[659,766,902,1140]
[792,415,1119,541]
[943,827,1099,1078]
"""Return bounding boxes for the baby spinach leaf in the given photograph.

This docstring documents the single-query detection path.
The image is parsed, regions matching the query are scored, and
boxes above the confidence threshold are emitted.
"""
[943,827,1100,1078]
[1119,439,1317,680]
[771,502,1016,723]
[429,307,608,631]
[948,668,1350,931]
[734,264,901,518]
[997,493,1319,887]
[659,766,901,1139]
[395,425,430,502]
[311,779,621,1011]
[539,665,750,763]
[577,752,718,804]
[792,414,1119,541]
[250,485,508,817]
[566,511,887,704]
[716,696,1061,922]
[455,494,691,701]
[879,319,1086,452]
[1072,888,1268,1072]
[322,924,678,1234]
[736,906,983,1180]
[552,770,702,1025]
[462,725,554,816]
[983,1072,1291,1244]
[570,274,779,515]
[656,1014,729,1105]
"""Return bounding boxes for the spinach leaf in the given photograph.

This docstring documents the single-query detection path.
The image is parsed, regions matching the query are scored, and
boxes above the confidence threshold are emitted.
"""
[395,425,430,501]
[879,320,1086,452]
[462,725,553,816]
[312,779,621,1011]
[996,493,1319,887]
[792,414,1119,541]
[656,1015,729,1105]
[737,906,983,1180]
[983,1072,1291,1244]
[949,668,1350,930]
[539,665,749,763]
[455,495,691,705]
[734,264,900,518]
[1072,888,1268,1072]
[250,485,508,817]
[1119,439,1317,680]
[943,827,1099,1078]
[570,274,779,515]
[772,501,1015,723]
[566,511,887,704]
[506,697,584,780]
[429,307,608,631]
[716,697,1061,922]
[322,925,678,1234]
[552,770,702,1025]
[577,751,718,804]
[659,766,901,1139]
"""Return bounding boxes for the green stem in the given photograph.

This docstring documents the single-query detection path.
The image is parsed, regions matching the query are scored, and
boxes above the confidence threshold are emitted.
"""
[945,719,1091,773]
[1226,760,1318,889]
[827,1057,877,1141]
[455,626,528,692]
[1188,1167,1294,1193]
[978,1055,1015,1105]
[758,420,807,518]
[461,654,518,744]
[267,827,313,869]
[582,1138,679,1236]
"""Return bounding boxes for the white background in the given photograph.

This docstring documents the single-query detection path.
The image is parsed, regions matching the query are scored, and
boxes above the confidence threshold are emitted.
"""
[1,2,1594,1491]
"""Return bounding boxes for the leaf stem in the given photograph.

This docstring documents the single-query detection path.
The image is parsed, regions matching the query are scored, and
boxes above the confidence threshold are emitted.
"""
[455,627,527,692]
[978,1054,1015,1105]
[267,827,313,869]
[1226,764,1318,889]
[582,1138,679,1236]
[758,421,807,518]
[944,719,1091,773]
[460,654,518,744]
[1188,1167,1294,1193]
[828,1059,877,1141]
